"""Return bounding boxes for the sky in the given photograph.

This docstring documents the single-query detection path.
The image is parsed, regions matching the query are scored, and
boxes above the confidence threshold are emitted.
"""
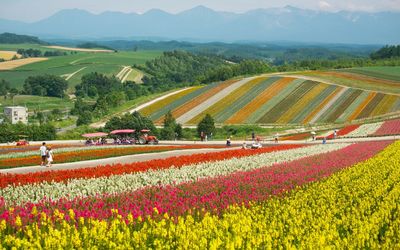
[1,0,400,22]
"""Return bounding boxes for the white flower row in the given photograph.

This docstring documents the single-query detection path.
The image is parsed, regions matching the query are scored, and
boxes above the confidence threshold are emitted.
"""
[0,143,349,206]
[0,145,143,160]
[345,122,383,137]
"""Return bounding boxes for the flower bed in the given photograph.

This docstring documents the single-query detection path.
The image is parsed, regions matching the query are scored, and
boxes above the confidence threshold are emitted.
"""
[0,140,394,248]
[345,121,383,137]
[374,118,400,136]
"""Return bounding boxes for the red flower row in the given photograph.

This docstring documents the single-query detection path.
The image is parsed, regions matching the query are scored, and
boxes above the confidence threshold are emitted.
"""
[0,144,302,188]
[317,124,360,140]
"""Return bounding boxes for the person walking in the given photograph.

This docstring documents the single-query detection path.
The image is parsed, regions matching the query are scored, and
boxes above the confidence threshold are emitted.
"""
[251,132,255,142]
[40,142,47,166]
[46,146,54,167]
[226,136,231,147]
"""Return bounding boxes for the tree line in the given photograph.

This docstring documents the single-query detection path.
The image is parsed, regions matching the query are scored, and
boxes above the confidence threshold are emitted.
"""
[17,48,67,58]
[0,123,56,143]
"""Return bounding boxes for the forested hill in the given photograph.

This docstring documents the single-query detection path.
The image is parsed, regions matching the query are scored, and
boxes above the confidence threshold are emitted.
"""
[0,32,47,44]
[136,51,273,90]
[371,45,400,60]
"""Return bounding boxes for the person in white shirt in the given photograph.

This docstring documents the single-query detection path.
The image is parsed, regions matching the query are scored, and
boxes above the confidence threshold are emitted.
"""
[39,142,47,166]
[46,146,54,167]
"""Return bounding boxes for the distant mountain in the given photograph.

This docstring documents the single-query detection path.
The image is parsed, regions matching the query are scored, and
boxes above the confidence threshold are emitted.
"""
[0,32,47,44]
[0,6,399,44]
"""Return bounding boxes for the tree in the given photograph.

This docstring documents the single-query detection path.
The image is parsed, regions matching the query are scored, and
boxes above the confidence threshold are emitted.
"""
[23,75,68,98]
[197,114,216,138]
[36,111,45,125]
[0,79,10,96]
[160,111,177,140]
[76,111,92,126]
[77,72,122,97]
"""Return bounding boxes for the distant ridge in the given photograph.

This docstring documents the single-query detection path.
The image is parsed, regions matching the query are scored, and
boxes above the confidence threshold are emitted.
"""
[0,6,399,44]
[0,32,47,44]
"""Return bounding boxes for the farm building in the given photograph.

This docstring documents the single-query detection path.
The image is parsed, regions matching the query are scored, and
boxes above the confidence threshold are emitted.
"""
[4,106,28,124]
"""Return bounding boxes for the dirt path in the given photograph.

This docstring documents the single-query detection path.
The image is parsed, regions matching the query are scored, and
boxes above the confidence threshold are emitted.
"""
[116,66,130,80]
[130,87,193,114]
[121,67,132,83]
[44,46,114,53]
[64,67,87,80]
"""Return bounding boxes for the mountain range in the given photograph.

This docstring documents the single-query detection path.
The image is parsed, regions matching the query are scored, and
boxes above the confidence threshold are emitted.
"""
[0,5,399,44]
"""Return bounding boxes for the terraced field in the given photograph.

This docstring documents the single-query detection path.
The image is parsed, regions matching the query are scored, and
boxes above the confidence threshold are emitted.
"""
[139,74,400,125]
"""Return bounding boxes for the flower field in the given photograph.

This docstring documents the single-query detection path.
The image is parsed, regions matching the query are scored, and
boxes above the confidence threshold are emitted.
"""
[0,139,399,248]
[0,145,224,169]
[138,72,400,125]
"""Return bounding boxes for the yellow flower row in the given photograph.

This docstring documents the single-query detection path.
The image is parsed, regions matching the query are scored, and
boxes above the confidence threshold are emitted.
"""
[2,141,400,248]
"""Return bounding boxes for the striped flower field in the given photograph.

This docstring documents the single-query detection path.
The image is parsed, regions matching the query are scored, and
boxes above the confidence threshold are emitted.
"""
[138,74,400,125]
[1,140,399,248]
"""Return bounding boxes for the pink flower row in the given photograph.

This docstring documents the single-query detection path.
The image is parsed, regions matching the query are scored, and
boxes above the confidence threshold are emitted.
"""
[0,141,391,226]
[374,118,400,136]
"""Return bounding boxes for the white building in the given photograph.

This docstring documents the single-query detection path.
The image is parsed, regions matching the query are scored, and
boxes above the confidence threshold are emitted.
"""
[4,106,28,124]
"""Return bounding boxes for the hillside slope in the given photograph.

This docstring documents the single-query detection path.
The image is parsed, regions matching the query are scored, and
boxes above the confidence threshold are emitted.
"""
[139,69,400,125]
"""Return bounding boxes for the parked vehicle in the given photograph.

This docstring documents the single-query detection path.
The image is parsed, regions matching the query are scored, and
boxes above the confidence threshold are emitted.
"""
[137,129,158,145]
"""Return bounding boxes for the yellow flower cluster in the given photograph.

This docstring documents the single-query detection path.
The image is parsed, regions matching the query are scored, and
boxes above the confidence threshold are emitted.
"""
[2,141,400,248]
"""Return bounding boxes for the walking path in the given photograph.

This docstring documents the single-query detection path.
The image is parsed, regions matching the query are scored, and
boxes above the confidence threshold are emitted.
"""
[64,67,87,80]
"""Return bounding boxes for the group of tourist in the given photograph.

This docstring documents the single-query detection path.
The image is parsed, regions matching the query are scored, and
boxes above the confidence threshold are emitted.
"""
[200,131,212,142]
[85,138,107,145]
[113,137,135,145]
[39,142,54,167]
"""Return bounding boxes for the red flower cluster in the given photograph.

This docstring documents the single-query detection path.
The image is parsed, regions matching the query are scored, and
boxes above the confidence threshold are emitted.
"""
[317,124,360,140]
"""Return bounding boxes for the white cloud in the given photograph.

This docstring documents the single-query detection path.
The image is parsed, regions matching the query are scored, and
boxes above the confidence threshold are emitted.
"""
[318,1,333,11]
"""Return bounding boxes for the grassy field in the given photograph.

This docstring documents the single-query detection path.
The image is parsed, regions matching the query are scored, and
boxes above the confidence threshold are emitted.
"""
[0,44,161,92]
[293,67,400,94]
[0,95,74,113]
[340,66,400,82]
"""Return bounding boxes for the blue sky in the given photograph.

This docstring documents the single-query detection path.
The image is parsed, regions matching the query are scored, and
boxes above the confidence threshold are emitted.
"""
[1,0,400,22]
